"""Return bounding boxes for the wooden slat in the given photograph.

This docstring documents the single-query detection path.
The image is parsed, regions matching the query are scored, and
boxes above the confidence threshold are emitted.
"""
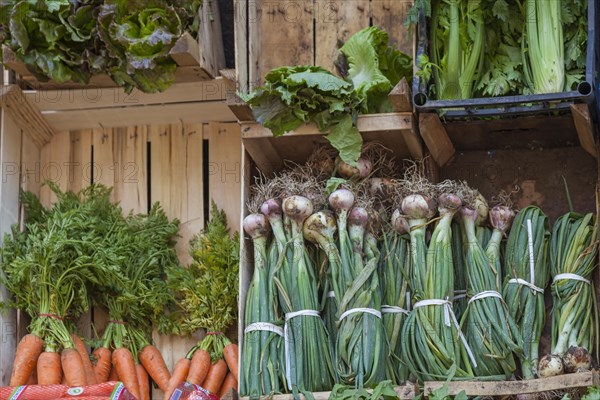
[20,133,42,196]
[114,126,148,215]
[198,0,226,79]
[234,0,248,92]
[39,131,71,207]
[170,32,202,67]
[40,101,236,132]
[69,130,93,194]
[241,138,282,177]
[25,79,228,111]
[0,112,21,385]
[241,112,413,139]
[92,128,117,195]
[389,77,413,112]
[248,0,314,91]
[371,0,414,55]
[314,0,369,73]
[177,123,205,266]
[424,371,599,397]
[209,122,243,234]
[418,113,456,167]
[0,85,55,147]
[570,103,597,158]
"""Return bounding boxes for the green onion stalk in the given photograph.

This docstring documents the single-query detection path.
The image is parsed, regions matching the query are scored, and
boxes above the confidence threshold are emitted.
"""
[379,209,412,384]
[273,195,335,396]
[539,212,598,377]
[241,209,287,397]
[430,0,485,99]
[326,189,387,387]
[303,210,339,371]
[460,204,522,378]
[522,0,565,93]
[502,206,550,379]
[402,189,475,381]
[475,194,492,249]
[452,221,468,321]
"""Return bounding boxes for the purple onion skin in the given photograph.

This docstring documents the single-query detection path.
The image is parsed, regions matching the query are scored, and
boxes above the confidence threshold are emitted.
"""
[260,198,282,218]
[437,193,462,212]
[563,346,592,373]
[282,196,314,222]
[401,194,435,220]
[489,205,515,233]
[348,207,369,228]
[243,213,271,239]
[391,210,410,234]
[337,157,372,179]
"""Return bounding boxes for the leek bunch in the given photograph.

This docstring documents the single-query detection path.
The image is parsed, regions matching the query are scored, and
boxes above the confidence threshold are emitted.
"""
[502,206,550,379]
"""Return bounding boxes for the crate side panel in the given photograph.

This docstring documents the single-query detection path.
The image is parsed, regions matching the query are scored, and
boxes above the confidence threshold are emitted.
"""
[314,0,369,73]
[39,131,71,206]
[0,112,22,385]
[248,0,314,90]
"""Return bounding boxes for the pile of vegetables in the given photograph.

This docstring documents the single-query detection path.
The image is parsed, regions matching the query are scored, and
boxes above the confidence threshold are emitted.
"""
[0,184,241,399]
[0,0,202,93]
[241,26,412,166]
[410,0,589,99]
[240,140,599,397]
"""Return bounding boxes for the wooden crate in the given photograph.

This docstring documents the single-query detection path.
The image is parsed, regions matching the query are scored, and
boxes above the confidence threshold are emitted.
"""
[0,82,242,400]
[3,1,225,90]
[234,0,415,93]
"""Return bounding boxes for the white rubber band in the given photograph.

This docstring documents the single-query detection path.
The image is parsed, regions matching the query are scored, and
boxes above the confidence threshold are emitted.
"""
[244,322,284,337]
[381,305,409,316]
[338,307,382,321]
[284,309,322,390]
[553,273,591,285]
[327,291,336,298]
[413,298,478,368]
[468,290,503,305]
[508,278,545,293]
[526,218,541,296]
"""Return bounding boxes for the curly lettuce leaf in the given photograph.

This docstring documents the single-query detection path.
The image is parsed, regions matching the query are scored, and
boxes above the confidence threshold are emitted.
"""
[326,114,362,167]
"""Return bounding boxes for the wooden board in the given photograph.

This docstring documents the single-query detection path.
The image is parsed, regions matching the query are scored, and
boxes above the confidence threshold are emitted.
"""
[209,122,243,234]
[247,0,314,91]
[38,101,236,132]
[314,0,369,73]
[39,131,72,206]
[241,113,422,176]
[424,370,600,397]
[0,112,21,385]
[371,0,414,56]
[570,103,597,158]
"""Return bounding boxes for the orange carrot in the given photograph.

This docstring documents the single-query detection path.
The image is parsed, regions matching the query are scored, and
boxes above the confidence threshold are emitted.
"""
[61,347,87,386]
[186,349,211,386]
[136,363,150,400]
[202,359,228,395]
[72,334,96,385]
[108,362,120,382]
[163,357,191,400]
[222,343,238,382]
[10,333,44,386]
[26,367,37,385]
[112,347,140,400]
[37,351,62,385]
[218,372,238,398]
[93,347,112,383]
[138,344,171,392]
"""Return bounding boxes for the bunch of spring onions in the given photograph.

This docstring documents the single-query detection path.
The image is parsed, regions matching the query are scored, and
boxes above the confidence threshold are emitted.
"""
[460,194,523,379]
[240,207,287,397]
[502,206,551,379]
[401,176,475,381]
[379,208,411,384]
[538,212,599,377]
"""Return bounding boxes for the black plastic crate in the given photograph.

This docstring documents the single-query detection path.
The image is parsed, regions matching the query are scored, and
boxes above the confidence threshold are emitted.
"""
[412,0,599,121]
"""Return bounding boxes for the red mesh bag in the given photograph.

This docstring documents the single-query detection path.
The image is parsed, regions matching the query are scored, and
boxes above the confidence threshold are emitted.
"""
[0,382,136,400]
[167,382,219,400]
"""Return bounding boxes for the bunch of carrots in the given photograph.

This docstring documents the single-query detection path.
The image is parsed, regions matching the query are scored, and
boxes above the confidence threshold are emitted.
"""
[164,335,238,399]
[1,186,240,400]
